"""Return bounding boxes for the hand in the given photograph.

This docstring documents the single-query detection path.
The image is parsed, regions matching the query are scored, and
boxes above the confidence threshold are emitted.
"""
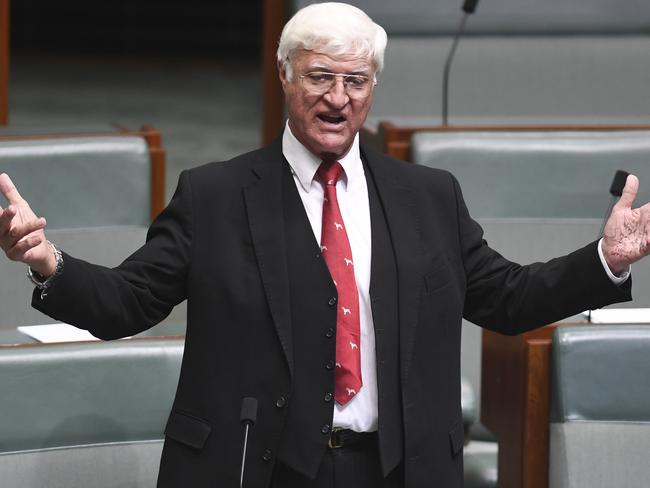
[0,173,56,276]
[602,174,650,275]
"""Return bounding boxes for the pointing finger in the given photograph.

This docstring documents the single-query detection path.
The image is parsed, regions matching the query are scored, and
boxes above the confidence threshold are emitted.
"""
[0,173,24,205]
[615,174,639,210]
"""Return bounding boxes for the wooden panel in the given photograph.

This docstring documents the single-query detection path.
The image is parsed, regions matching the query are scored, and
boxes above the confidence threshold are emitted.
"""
[138,125,166,220]
[522,339,553,488]
[367,121,650,161]
[481,324,561,488]
[0,0,9,125]
[261,0,289,145]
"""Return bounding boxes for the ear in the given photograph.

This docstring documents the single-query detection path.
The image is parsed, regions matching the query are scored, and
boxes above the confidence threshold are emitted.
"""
[277,60,289,92]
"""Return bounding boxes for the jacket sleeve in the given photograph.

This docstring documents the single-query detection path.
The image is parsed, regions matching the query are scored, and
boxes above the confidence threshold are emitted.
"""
[32,170,194,339]
[450,174,632,335]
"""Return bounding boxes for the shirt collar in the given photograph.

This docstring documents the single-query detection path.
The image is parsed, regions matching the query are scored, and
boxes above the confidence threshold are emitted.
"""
[282,121,363,193]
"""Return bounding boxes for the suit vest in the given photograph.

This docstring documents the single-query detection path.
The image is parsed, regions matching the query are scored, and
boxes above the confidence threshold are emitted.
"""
[276,160,403,478]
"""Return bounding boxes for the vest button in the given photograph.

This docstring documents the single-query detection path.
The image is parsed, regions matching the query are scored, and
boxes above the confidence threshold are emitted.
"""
[325,328,335,338]
[262,449,272,462]
[321,424,331,435]
[324,392,333,402]
[325,360,335,370]
[328,297,337,306]
[275,396,286,408]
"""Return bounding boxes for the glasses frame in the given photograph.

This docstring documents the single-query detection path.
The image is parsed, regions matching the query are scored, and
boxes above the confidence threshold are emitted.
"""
[298,71,377,99]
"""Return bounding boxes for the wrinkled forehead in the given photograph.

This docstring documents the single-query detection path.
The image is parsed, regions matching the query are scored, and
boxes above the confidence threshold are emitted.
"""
[290,49,374,74]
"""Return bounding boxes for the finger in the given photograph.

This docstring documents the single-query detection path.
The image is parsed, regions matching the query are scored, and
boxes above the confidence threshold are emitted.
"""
[7,216,46,241]
[5,233,43,261]
[0,205,17,232]
[0,174,24,205]
[615,174,639,210]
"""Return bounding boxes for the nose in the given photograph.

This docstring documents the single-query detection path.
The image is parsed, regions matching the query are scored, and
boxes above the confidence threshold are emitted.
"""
[323,77,349,108]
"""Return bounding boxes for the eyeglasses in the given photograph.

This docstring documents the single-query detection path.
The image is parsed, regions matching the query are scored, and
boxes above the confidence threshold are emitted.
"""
[299,71,376,99]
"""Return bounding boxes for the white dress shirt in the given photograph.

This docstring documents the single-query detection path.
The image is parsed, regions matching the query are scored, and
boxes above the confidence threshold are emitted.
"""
[282,123,378,432]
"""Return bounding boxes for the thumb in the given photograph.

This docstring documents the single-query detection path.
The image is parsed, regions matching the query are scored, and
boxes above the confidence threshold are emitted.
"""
[615,174,639,210]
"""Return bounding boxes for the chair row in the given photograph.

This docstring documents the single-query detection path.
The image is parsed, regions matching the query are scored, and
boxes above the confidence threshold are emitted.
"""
[0,334,491,488]
[2,325,646,488]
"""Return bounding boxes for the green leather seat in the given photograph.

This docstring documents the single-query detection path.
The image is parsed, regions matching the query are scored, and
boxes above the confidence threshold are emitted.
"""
[0,338,183,487]
[550,325,650,488]
[411,130,650,219]
[0,135,151,229]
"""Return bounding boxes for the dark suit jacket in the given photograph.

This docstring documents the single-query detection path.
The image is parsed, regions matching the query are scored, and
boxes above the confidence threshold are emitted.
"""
[33,140,631,487]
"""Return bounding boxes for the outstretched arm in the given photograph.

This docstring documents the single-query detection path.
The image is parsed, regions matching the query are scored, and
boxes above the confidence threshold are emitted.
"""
[0,173,57,276]
[602,174,650,275]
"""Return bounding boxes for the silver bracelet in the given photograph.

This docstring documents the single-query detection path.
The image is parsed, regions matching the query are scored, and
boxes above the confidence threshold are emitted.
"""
[27,241,64,299]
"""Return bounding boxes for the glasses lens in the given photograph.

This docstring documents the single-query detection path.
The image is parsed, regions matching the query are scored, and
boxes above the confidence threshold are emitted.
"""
[303,72,335,95]
[301,72,372,99]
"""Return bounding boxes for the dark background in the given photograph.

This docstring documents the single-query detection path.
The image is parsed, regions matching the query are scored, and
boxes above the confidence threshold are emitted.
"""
[10,0,263,60]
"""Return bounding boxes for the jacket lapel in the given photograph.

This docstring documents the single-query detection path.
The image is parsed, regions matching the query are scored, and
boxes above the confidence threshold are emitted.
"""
[362,146,423,383]
[243,143,294,377]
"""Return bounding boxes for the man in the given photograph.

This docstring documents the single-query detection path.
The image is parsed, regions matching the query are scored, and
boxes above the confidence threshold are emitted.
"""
[1,3,649,487]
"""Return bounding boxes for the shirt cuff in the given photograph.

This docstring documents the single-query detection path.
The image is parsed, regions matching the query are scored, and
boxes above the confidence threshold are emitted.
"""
[598,238,630,285]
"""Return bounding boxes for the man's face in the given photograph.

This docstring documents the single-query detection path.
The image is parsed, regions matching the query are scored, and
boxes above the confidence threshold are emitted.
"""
[279,49,375,161]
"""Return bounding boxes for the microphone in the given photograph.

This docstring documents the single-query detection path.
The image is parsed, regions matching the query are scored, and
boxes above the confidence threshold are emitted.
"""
[609,170,629,197]
[462,0,479,13]
[442,0,481,126]
[599,170,629,237]
[239,397,258,488]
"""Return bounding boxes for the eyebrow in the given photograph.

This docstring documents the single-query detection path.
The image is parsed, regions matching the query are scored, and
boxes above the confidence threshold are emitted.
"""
[307,63,371,75]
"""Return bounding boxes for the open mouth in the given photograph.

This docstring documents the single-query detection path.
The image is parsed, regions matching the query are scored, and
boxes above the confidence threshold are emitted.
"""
[318,113,346,125]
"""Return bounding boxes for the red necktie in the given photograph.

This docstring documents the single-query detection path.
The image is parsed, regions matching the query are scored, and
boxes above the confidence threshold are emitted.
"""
[317,161,362,405]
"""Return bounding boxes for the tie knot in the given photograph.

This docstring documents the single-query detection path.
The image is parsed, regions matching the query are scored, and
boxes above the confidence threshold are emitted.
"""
[317,161,344,187]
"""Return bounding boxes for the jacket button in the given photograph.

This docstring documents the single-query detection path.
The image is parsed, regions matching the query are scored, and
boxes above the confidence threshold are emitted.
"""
[321,424,331,435]
[328,297,337,306]
[275,396,286,408]
[325,328,335,338]
[262,449,272,462]
[324,392,333,402]
[325,360,335,370]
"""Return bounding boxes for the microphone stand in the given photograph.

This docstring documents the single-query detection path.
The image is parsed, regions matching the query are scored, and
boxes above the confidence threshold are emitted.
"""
[442,13,470,126]
[240,422,252,488]
[239,397,258,488]
[442,0,480,126]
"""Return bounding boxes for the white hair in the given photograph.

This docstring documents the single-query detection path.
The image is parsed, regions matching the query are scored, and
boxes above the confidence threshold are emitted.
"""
[277,2,388,81]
